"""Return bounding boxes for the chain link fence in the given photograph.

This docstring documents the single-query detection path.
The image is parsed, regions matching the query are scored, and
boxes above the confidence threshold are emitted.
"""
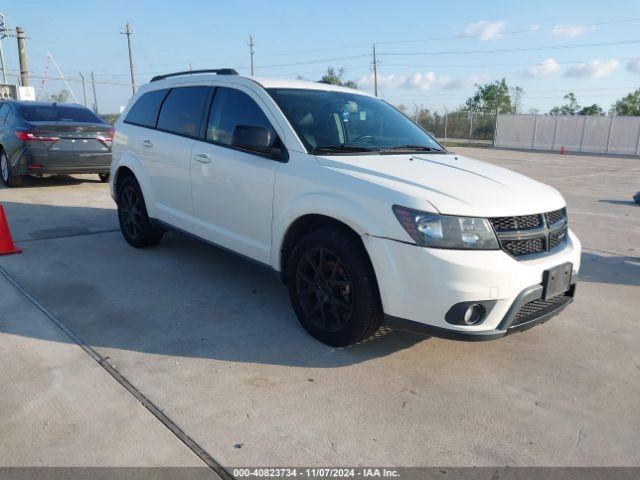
[416,111,497,146]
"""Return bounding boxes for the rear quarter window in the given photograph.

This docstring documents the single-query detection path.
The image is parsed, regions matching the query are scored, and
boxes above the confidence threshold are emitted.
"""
[156,86,211,137]
[124,89,169,128]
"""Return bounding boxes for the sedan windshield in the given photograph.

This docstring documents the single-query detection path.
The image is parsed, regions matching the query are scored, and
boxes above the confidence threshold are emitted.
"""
[267,88,444,154]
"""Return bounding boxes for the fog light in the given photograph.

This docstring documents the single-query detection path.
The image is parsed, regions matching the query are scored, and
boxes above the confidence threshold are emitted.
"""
[463,304,485,325]
[445,300,495,326]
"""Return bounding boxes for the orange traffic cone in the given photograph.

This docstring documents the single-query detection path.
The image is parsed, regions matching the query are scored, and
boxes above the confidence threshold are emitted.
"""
[0,205,22,255]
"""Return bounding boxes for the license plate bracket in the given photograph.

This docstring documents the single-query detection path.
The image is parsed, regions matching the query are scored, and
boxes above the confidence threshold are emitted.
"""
[542,262,573,300]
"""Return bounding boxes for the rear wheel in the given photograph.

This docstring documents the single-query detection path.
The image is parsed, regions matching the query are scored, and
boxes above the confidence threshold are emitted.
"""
[1,151,23,187]
[117,175,163,247]
[98,173,110,183]
[286,228,383,346]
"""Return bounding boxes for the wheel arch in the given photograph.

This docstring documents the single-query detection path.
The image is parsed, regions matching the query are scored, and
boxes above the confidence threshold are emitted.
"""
[112,154,157,217]
[278,213,374,285]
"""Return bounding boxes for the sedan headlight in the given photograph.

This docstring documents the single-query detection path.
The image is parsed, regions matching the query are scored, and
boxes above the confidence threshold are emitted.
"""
[392,205,499,250]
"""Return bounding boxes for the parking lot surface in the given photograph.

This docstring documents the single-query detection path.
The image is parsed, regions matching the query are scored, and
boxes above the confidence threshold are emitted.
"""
[1,148,639,468]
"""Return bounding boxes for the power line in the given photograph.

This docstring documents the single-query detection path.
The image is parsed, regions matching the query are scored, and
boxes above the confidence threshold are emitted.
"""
[374,17,640,46]
[378,39,640,57]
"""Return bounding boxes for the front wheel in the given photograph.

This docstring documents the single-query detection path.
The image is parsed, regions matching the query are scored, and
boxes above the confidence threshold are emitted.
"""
[286,228,383,347]
[117,175,163,248]
[1,151,23,187]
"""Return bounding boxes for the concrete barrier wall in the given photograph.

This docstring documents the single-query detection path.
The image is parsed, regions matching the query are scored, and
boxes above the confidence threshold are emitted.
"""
[496,113,640,156]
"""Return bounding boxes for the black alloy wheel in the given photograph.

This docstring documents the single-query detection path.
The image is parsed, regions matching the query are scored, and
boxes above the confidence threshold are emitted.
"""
[117,175,163,247]
[295,246,355,333]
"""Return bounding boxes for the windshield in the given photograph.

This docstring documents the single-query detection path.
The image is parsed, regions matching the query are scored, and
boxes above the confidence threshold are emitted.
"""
[267,88,444,154]
[21,105,104,123]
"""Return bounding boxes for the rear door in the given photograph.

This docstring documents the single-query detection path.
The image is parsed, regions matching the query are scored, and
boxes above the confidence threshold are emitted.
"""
[144,85,212,228]
[190,86,281,264]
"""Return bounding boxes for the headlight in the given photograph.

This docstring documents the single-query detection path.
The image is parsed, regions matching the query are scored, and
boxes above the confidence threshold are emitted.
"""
[392,205,499,250]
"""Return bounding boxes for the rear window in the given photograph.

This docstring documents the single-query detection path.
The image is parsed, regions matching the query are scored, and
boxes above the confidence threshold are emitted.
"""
[124,89,169,128]
[21,105,103,123]
[157,86,211,137]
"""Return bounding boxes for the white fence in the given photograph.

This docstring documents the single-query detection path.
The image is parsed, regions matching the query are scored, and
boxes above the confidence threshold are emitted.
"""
[495,114,640,156]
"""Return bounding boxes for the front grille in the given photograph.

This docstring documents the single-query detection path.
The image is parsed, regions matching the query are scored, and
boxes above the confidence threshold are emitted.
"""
[510,293,572,328]
[549,227,568,249]
[490,214,542,232]
[546,208,566,226]
[503,238,545,256]
[489,209,568,259]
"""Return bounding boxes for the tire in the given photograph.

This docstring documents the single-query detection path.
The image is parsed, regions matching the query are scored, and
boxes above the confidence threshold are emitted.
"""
[98,173,110,183]
[116,175,163,248]
[1,150,23,187]
[286,228,383,347]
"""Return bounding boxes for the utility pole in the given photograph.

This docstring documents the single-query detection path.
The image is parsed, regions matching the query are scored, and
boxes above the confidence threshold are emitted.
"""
[79,72,88,107]
[248,35,255,76]
[16,26,29,86]
[91,71,99,115]
[0,13,8,84]
[121,22,136,95]
[372,44,378,97]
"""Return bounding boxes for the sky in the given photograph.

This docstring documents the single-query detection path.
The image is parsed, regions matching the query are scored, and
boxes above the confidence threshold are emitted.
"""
[2,0,640,114]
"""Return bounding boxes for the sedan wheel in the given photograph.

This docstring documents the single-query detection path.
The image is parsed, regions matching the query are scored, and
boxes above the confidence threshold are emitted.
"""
[0,151,22,187]
[0,153,8,183]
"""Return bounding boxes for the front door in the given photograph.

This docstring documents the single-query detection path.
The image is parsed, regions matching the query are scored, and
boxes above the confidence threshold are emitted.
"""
[190,87,282,264]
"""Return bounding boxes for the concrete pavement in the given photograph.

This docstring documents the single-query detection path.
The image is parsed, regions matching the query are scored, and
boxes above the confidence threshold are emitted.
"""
[0,150,639,467]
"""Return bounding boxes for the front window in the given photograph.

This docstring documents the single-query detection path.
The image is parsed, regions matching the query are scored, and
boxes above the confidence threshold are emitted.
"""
[267,88,444,154]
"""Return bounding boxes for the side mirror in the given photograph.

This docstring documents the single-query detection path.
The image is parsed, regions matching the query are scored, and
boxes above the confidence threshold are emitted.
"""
[232,125,285,159]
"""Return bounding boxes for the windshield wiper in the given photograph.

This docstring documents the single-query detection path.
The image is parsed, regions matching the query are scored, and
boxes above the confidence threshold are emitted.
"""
[378,144,444,154]
[311,145,378,154]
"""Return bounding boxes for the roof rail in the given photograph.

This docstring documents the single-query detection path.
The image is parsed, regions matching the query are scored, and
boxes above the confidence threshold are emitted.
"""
[150,68,239,82]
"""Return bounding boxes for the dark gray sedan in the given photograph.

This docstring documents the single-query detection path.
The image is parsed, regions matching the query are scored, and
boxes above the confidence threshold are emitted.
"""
[0,100,113,187]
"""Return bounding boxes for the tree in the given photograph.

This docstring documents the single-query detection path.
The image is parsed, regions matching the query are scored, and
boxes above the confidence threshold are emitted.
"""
[319,67,357,89]
[550,93,580,115]
[47,90,70,103]
[463,79,521,113]
[510,86,524,114]
[610,88,640,116]
[578,104,604,116]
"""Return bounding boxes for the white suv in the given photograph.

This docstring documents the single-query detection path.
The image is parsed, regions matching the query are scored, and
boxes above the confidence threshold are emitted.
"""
[111,69,581,346]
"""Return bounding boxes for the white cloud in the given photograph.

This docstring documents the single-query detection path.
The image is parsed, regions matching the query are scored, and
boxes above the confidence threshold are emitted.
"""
[358,73,406,89]
[565,59,619,79]
[463,20,505,41]
[520,58,560,78]
[551,24,593,38]
[438,73,488,90]
[405,72,438,91]
[627,58,640,73]
[529,24,542,32]
[358,72,486,92]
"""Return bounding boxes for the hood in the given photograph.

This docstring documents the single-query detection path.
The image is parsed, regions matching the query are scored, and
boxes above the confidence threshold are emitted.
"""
[315,153,565,217]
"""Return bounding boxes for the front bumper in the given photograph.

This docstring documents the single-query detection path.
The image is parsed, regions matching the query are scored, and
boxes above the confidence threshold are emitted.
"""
[364,229,581,339]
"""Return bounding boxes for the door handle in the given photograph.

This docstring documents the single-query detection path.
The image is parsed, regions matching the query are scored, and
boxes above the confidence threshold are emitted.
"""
[142,139,153,148]
[193,153,212,163]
